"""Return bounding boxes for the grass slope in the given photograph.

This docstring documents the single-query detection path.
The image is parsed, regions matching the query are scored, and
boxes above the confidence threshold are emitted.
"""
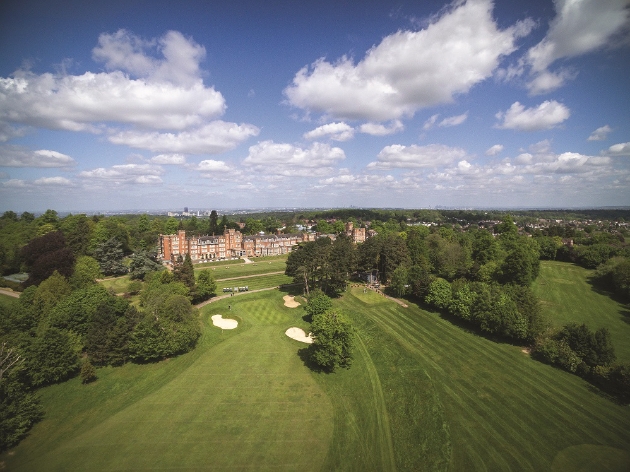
[533,261,630,362]
[4,291,333,471]
[337,287,630,471]
[4,265,630,471]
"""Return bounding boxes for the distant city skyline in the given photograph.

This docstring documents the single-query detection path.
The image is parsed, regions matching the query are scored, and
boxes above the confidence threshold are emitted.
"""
[1,0,629,212]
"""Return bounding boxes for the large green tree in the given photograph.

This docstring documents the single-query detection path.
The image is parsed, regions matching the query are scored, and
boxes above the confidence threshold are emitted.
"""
[310,310,354,372]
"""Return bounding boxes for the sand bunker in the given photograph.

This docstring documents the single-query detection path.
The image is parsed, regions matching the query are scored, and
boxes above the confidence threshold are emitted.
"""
[211,314,238,330]
[283,295,301,308]
[285,327,313,344]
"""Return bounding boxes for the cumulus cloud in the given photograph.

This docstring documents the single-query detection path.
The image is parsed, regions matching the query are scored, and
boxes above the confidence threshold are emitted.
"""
[359,120,404,136]
[588,125,612,141]
[243,141,345,176]
[150,153,186,165]
[108,121,260,154]
[606,142,630,156]
[33,176,74,186]
[79,163,164,184]
[485,144,504,156]
[438,112,468,127]
[495,100,570,131]
[0,146,76,167]
[0,70,225,132]
[368,143,468,169]
[284,0,532,121]
[92,30,206,87]
[0,28,262,159]
[197,159,232,173]
[303,122,354,141]
[525,0,630,93]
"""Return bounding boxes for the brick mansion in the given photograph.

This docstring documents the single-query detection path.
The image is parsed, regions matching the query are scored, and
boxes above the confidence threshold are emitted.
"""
[159,223,367,262]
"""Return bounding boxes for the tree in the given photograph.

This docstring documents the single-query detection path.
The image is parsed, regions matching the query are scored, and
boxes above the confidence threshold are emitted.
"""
[173,254,195,291]
[129,294,200,362]
[500,241,540,286]
[28,327,79,386]
[310,310,353,371]
[425,278,452,310]
[194,270,216,302]
[165,217,179,234]
[328,234,357,293]
[389,266,409,297]
[49,284,114,336]
[208,210,219,235]
[80,358,97,384]
[86,300,139,366]
[32,271,72,321]
[0,357,43,452]
[70,256,102,289]
[244,218,264,235]
[93,238,127,276]
[21,231,75,286]
[304,290,332,321]
[129,250,162,280]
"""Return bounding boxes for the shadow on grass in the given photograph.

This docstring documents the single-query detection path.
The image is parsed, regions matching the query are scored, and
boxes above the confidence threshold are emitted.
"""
[586,275,630,325]
[297,346,336,374]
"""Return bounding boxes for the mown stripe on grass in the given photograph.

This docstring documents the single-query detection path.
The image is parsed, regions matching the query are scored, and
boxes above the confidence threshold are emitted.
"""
[354,333,397,472]
[342,288,630,471]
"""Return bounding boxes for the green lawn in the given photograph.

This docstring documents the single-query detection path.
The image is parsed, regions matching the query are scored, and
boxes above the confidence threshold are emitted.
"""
[199,257,288,279]
[3,291,334,471]
[98,275,132,294]
[335,287,630,471]
[532,261,630,362]
[4,269,630,471]
[216,273,293,292]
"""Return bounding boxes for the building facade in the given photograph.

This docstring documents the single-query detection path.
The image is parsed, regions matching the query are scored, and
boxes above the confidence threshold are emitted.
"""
[159,229,319,262]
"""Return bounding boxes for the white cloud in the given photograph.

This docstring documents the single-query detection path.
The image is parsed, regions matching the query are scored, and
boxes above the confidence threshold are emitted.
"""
[303,122,354,141]
[423,114,439,131]
[526,69,577,95]
[197,159,232,173]
[150,153,186,165]
[359,120,404,136]
[525,0,630,92]
[588,125,612,141]
[438,112,468,127]
[485,144,504,156]
[33,176,74,186]
[3,179,28,188]
[92,30,206,87]
[0,30,228,137]
[0,146,76,167]
[79,163,164,184]
[108,121,260,154]
[368,143,468,169]
[284,0,531,121]
[606,142,630,156]
[495,100,570,131]
[243,141,345,176]
[0,71,226,133]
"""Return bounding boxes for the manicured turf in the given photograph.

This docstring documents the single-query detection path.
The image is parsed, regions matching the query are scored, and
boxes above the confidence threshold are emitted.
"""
[198,257,289,279]
[4,264,630,471]
[216,273,294,292]
[335,287,630,471]
[4,291,334,471]
[532,261,630,362]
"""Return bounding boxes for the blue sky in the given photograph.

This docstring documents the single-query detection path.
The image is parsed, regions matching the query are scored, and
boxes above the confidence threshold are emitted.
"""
[1,0,629,212]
